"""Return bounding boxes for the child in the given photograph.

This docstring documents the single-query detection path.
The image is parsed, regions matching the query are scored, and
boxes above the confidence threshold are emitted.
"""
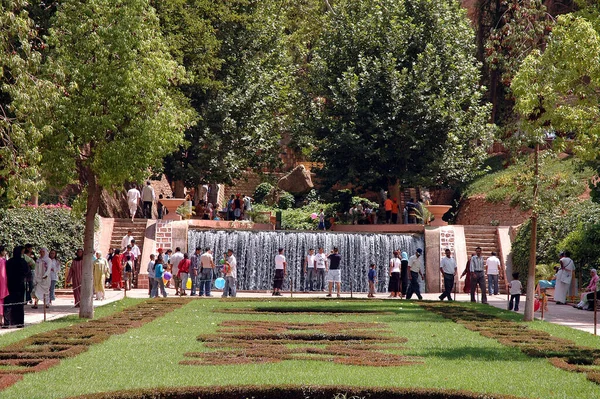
[508,272,522,312]
[368,263,377,298]
[124,255,133,290]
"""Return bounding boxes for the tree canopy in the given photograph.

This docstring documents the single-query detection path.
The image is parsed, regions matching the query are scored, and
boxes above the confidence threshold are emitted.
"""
[308,0,494,192]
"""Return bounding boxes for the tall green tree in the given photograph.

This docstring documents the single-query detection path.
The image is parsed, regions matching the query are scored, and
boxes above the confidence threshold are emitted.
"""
[36,0,195,318]
[154,0,307,188]
[1,0,55,206]
[512,12,600,321]
[310,0,494,194]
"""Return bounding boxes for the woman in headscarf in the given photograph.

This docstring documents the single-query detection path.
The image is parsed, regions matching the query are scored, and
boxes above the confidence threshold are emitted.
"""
[0,246,9,324]
[32,248,52,309]
[574,269,599,310]
[400,251,410,296]
[554,251,575,305]
[93,251,110,300]
[66,249,84,307]
[3,246,31,328]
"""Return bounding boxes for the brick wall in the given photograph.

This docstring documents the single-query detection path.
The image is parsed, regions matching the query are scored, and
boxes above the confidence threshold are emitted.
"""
[154,220,173,252]
[454,196,529,226]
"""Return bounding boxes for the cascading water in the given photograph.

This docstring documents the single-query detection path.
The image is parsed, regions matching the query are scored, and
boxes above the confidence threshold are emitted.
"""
[188,230,425,293]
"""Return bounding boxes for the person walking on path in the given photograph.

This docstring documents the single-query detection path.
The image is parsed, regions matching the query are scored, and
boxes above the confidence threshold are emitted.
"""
[406,249,424,300]
[460,254,474,294]
[486,251,502,295]
[48,250,61,305]
[93,251,110,301]
[400,251,409,295]
[146,254,156,298]
[439,248,457,301]
[121,230,134,252]
[315,247,327,291]
[3,246,30,328]
[199,248,215,297]
[470,247,487,304]
[388,251,402,298]
[66,249,83,307]
[273,248,287,296]
[151,255,167,298]
[127,185,141,222]
[326,248,342,298]
[141,181,155,219]
[555,251,575,305]
[32,248,51,309]
[508,272,523,311]
[304,249,316,292]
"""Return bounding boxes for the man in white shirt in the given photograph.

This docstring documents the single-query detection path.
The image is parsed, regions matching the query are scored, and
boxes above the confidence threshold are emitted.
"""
[130,239,142,285]
[304,248,317,291]
[405,248,424,300]
[273,248,287,296]
[199,248,215,297]
[315,247,328,291]
[121,230,134,251]
[222,249,237,298]
[126,185,141,222]
[169,248,184,295]
[486,251,502,295]
[141,181,156,219]
[439,248,457,301]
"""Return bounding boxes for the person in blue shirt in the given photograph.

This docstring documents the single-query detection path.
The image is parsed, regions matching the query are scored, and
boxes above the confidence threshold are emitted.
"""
[151,255,168,298]
[368,263,377,298]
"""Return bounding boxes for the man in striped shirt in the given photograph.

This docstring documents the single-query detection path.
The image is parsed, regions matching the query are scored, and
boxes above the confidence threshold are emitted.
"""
[469,247,488,304]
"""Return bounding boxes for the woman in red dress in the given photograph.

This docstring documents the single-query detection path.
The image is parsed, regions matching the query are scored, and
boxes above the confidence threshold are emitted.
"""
[111,249,123,290]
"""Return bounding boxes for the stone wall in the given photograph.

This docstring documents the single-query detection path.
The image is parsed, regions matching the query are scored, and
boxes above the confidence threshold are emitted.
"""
[454,196,529,226]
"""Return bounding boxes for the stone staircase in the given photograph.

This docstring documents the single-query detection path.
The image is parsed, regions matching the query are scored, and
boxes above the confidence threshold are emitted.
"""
[463,226,508,295]
[110,219,148,288]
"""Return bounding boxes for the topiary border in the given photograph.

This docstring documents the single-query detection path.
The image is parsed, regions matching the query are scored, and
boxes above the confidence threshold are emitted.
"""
[421,303,600,385]
[0,298,190,391]
[68,384,525,399]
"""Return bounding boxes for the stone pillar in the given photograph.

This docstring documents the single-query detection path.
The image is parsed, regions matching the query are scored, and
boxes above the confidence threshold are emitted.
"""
[424,226,441,293]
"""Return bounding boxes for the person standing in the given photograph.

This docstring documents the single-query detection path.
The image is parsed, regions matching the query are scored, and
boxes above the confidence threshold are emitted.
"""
[226,195,236,221]
[460,254,475,294]
[326,247,342,298]
[405,249,424,300]
[23,245,36,304]
[368,263,377,298]
[111,249,123,290]
[243,194,253,219]
[177,253,190,296]
[469,247,487,304]
[121,230,134,251]
[406,198,417,224]
[48,250,61,305]
[3,246,31,328]
[273,248,287,296]
[152,255,168,298]
[304,249,316,292]
[388,251,402,298]
[315,247,327,291]
[147,254,156,297]
[222,249,237,298]
[400,251,409,295]
[189,248,201,296]
[93,251,110,301]
[66,249,84,307]
[318,209,326,231]
[554,251,575,305]
[141,181,156,219]
[439,248,457,301]
[130,239,141,278]
[391,198,399,224]
[486,251,502,295]
[157,194,165,219]
[384,195,393,224]
[170,248,184,295]
[127,185,141,222]
[0,246,8,324]
[32,248,51,309]
[508,272,522,311]
[199,248,215,297]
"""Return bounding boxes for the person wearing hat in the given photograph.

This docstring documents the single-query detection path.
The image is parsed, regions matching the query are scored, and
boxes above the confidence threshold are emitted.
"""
[405,248,424,300]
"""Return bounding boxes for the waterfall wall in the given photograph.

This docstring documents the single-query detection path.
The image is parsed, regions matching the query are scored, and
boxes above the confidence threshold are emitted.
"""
[188,230,424,293]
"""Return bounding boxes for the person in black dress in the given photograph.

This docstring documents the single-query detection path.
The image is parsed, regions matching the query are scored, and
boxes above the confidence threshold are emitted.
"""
[3,246,31,328]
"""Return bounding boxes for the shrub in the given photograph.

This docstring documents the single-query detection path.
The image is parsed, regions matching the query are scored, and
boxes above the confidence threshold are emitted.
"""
[277,191,295,210]
[254,183,274,204]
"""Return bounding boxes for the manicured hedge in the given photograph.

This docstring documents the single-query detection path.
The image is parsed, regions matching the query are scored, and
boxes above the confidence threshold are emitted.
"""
[70,385,524,399]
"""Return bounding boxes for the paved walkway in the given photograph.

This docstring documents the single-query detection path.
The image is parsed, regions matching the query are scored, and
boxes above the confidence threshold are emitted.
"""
[2,288,598,336]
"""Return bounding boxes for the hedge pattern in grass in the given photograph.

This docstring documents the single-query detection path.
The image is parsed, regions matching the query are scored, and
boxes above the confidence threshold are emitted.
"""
[68,384,526,399]
[421,303,600,385]
[216,306,394,315]
[0,299,189,391]
[182,320,421,367]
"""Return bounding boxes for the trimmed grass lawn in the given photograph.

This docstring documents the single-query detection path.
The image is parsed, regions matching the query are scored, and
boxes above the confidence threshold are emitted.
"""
[2,299,600,399]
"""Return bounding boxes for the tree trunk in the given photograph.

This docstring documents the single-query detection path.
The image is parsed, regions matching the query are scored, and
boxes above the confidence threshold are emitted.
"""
[523,144,539,322]
[80,175,102,319]
[173,180,185,198]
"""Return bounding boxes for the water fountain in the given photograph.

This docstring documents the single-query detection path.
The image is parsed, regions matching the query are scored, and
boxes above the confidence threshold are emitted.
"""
[188,230,424,293]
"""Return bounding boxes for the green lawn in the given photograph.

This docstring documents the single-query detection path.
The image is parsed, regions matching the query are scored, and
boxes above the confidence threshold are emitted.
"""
[2,299,600,399]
